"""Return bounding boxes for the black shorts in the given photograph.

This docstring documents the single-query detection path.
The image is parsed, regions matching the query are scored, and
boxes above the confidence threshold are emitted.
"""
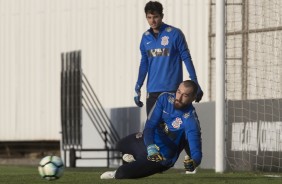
[115,132,169,179]
[146,92,163,115]
[146,91,176,115]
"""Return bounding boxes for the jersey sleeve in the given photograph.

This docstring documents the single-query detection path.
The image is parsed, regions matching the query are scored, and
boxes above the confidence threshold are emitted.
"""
[136,35,149,87]
[143,95,165,146]
[185,111,202,166]
[175,29,198,83]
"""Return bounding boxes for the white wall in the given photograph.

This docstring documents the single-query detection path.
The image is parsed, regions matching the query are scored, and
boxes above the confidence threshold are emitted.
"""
[0,0,210,141]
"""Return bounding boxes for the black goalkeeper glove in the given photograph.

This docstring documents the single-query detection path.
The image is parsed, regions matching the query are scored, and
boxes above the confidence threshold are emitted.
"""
[184,155,196,172]
[134,83,143,107]
[195,90,203,103]
[195,84,203,103]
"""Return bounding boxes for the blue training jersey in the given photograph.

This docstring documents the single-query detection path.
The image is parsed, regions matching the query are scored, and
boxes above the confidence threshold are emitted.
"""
[136,23,197,93]
[143,92,202,167]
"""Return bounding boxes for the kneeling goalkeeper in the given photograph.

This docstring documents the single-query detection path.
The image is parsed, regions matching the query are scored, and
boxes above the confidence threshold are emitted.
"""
[100,80,202,179]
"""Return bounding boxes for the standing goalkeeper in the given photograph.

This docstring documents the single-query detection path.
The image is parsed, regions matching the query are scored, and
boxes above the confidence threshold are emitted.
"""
[134,1,203,114]
[101,80,202,179]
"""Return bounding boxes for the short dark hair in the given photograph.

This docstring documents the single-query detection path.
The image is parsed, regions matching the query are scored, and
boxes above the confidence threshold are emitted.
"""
[144,1,163,15]
[182,80,198,97]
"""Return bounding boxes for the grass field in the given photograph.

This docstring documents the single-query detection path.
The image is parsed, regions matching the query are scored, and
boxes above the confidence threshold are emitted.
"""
[1,165,282,184]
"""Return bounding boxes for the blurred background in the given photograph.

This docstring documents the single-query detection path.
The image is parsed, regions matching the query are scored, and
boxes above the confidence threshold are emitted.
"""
[0,0,210,166]
[1,0,282,172]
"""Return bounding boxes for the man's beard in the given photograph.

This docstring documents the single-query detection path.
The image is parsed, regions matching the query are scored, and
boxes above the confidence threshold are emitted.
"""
[174,100,187,110]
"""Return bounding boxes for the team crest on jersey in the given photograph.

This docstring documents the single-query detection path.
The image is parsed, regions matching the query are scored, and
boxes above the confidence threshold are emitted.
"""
[183,112,190,119]
[165,27,172,32]
[172,117,183,129]
[161,36,169,46]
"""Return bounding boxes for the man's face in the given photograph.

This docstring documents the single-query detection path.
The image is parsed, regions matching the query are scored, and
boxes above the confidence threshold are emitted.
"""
[174,83,196,109]
[146,12,163,30]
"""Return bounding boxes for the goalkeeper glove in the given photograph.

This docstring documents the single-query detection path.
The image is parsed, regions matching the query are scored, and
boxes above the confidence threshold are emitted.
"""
[195,84,203,103]
[147,144,163,162]
[134,83,143,107]
[183,155,196,172]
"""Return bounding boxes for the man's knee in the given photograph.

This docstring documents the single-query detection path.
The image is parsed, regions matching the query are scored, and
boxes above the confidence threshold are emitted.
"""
[116,132,140,152]
[115,168,131,179]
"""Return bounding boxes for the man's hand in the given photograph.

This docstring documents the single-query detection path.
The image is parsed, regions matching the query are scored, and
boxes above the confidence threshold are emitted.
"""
[195,90,203,102]
[134,83,143,107]
[147,144,163,162]
[184,155,196,172]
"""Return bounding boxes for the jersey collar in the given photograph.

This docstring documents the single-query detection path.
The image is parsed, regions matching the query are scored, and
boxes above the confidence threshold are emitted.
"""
[148,23,168,35]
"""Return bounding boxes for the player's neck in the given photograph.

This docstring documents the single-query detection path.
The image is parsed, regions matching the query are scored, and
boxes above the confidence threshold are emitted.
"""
[152,23,162,33]
[152,22,164,37]
[152,27,159,33]
[152,27,160,38]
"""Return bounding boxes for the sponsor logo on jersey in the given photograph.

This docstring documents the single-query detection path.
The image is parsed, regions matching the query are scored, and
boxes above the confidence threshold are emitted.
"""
[161,36,169,46]
[183,112,190,119]
[165,27,172,32]
[160,123,169,134]
[172,117,183,129]
[147,48,170,57]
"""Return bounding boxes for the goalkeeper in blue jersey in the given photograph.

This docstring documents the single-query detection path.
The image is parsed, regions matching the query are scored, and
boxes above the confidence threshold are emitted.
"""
[100,80,202,179]
[134,1,203,115]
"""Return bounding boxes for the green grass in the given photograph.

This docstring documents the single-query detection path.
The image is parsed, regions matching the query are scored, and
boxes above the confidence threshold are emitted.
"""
[0,165,282,184]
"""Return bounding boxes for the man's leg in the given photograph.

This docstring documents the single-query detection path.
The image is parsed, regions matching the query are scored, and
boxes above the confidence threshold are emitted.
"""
[115,158,169,179]
[116,132,147,161]
[146,92,162,115]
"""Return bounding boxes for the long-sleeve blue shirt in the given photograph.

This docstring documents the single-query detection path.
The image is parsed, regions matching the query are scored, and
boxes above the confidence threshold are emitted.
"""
[143,92,202,167]
[136,23,198,93]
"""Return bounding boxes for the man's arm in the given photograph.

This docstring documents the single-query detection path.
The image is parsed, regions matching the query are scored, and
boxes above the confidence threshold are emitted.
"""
[143,96,164,146]
[143,95,166,162]
[134,37,148,107]
[184,111,202,168]
[176,30,203,102]
[136,41,148,88]
[176,30,197,82]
